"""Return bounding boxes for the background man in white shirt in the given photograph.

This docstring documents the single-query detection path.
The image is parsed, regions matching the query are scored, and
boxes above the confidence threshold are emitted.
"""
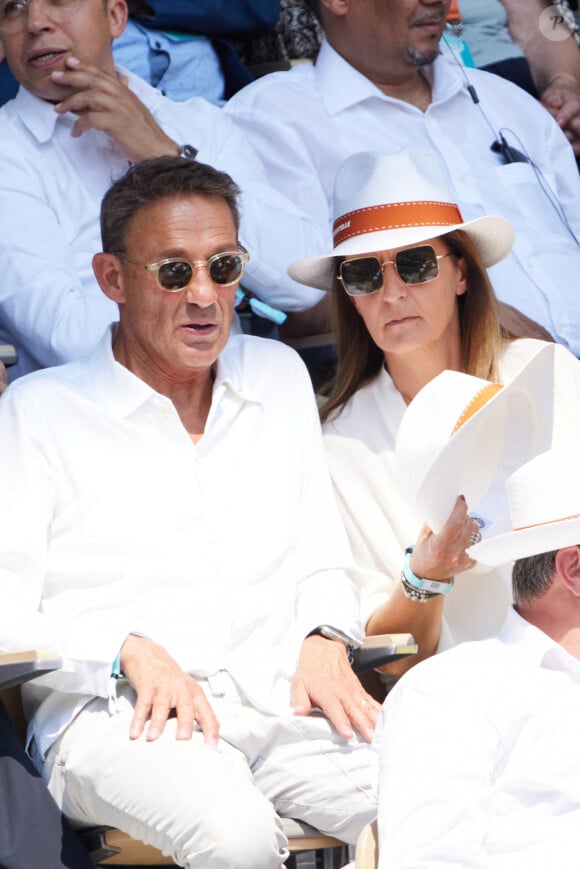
[376,447,580,868]
[0,155,378,867]
[226,0,580,348]
[0,0,319,379]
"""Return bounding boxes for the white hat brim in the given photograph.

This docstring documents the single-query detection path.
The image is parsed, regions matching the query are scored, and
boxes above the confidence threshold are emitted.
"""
[288,215,515,292]
[469,517,580,567]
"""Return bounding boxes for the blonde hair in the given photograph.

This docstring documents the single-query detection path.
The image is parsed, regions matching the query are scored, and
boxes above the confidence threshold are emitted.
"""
[320,230,510,423]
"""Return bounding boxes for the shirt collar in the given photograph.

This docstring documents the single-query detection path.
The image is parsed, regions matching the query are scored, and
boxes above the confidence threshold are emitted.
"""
[13,84,63,143]
[12,67,153,145]
[314,40,463,115]
[500,607,580,676]
[86,326,262,419]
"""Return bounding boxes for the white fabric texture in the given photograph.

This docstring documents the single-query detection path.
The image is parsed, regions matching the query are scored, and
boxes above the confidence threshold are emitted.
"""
[0,72,322,379]
[43,675,376,866]
[226,42,580,352]
[322,338,580,649]
[375,607,580,868]
[0,329,362,758]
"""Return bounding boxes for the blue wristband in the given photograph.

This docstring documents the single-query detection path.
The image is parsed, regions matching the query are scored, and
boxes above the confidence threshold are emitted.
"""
[403,548,454,595]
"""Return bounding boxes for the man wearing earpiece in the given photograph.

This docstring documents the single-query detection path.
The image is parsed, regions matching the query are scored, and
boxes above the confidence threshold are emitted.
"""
[226,0,580,355]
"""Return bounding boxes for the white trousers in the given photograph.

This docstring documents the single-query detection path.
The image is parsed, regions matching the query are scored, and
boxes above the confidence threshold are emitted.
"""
[42,674,377,868]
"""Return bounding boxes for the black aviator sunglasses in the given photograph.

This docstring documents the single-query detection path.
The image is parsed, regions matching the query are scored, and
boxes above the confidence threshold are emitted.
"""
[338,245,454,296]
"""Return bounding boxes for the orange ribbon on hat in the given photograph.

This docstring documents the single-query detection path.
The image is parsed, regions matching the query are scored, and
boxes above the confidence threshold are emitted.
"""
[515,513,580,532]
[451,383,503,437]
[333,201,463,247]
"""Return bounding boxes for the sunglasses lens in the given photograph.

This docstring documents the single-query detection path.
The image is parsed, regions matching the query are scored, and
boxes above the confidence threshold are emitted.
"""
[340,257,383,296]
[209,253,245,285]
[395,246,439,285]
[157,260,193,291]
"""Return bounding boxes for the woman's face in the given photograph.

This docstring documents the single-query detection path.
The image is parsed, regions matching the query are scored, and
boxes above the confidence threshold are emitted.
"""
[342,237,467,360]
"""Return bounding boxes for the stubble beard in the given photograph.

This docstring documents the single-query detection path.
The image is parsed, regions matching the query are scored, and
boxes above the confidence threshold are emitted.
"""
[406,46,441,67]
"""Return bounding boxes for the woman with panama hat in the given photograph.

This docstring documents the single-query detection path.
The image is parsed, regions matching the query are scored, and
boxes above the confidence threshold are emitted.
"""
[288,144,578,671]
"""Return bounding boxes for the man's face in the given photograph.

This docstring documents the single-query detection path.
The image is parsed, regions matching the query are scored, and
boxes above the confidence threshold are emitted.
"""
[100,194,239,385]
[331,0,450,80]
[0,0,125,101]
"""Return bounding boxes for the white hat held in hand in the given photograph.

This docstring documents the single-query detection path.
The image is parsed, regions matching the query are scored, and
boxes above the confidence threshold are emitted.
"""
[394,342,556,539]
[288,144,515,291]
[469,448,580,567]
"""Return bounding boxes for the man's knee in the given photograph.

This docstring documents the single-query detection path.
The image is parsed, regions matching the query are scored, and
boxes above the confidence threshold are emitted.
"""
[177,791,287,869]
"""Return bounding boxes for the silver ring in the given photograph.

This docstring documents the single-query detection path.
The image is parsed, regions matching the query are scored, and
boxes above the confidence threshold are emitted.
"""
[469,529,482,546]
[359,698,369,708]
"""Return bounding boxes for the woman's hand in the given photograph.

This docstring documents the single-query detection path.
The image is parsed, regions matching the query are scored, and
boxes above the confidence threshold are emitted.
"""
[410,495,480,582]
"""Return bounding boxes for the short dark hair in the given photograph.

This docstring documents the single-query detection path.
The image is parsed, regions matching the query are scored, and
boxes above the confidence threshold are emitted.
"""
[304,0,320,19]
[512,549,558,607]
[100,156,241,254]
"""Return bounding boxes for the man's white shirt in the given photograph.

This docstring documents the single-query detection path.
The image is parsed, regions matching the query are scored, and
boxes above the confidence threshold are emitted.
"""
[376,607,580,867]
[0,72,321,378]
[0,330,361,756]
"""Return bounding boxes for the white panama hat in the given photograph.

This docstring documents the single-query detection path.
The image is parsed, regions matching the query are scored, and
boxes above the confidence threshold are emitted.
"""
[394,342,556,539]
[469,448,580,567]
[288,144,515,292]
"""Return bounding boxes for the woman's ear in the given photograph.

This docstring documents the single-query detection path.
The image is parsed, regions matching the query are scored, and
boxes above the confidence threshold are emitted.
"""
[92,252,126,305]
[454,256,468,298]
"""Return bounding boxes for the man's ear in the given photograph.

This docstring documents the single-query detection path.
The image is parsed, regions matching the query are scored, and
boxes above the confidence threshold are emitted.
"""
[319,0,349,17]
[93,252,125,304]
[107,0,129,40]
[555,546,580,597]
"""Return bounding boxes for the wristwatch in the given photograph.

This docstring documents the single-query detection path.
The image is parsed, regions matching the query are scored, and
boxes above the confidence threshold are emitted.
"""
[177,144,198,160]
[307,625,361,662]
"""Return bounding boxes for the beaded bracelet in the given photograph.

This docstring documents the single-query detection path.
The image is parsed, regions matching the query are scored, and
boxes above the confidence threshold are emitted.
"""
[400,573,440,604]
[400,546,455,603]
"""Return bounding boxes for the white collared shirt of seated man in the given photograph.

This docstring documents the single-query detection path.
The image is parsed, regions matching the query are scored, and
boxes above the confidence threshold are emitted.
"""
[0,155,378,868]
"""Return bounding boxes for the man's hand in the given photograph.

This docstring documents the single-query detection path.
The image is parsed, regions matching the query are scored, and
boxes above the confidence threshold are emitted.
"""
[542,79,580,156]
[291,635,380,742]
[119,634,219,744]
[0,363,7,396]
[51,57,179,163]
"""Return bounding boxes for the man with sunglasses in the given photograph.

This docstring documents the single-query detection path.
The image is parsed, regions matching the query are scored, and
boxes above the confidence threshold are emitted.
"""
[226,0,580,352]
[0,155,378,867]
[0,0,320,381]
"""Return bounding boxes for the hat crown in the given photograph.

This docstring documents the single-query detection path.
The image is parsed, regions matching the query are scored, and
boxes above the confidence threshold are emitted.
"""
[507,450,580,532]
[333,146,456,222]
[287,145,515,292]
